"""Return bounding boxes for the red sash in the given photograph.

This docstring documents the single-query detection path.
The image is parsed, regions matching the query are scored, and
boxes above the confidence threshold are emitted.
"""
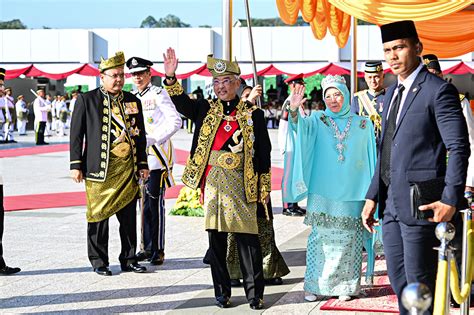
[200,110,239,202]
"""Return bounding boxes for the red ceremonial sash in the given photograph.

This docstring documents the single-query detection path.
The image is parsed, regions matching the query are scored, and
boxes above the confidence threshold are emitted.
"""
[200,110,239,202]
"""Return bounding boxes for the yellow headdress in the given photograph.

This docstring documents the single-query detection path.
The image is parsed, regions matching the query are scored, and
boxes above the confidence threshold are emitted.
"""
[206,54,240,78]
[99,51,126,73]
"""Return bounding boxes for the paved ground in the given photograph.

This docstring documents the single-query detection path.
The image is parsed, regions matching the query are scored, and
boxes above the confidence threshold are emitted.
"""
[0,128,395,314]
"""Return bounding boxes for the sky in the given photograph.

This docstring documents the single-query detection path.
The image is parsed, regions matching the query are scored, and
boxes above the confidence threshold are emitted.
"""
[0,0,280,29]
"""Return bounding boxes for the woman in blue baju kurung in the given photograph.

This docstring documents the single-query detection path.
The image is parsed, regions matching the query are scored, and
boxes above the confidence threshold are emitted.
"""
[282,75,377,302]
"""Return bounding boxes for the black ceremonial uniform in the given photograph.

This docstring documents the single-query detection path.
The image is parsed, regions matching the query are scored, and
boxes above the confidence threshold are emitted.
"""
[70,87,148,270]
[164,80,271,305]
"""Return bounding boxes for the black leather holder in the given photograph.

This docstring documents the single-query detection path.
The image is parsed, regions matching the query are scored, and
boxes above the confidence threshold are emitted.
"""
[409,177,445,220]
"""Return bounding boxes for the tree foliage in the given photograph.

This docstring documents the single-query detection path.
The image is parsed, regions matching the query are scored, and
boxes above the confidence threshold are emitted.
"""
[140,14,190,28]
[0,19,27,29]
[240,16,309,27]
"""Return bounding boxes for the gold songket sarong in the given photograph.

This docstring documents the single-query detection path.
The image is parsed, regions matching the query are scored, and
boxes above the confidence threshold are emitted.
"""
[85,143,139,222]
[204,150,258,234]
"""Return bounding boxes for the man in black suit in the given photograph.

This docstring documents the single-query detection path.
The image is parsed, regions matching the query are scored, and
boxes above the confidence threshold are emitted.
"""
[0,68,21,276]
[70,52,149,276]
[361,21,470,314]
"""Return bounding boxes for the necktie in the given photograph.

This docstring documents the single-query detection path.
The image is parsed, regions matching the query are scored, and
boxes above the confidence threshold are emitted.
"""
[380,84,405,186]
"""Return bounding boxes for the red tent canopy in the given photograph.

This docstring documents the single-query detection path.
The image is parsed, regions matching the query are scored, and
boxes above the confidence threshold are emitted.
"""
[443,62,474,75]
[304,63,351,77]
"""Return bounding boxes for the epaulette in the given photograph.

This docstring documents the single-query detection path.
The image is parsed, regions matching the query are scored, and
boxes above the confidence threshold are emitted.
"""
[459,94,466,102]
[150,85,163,95]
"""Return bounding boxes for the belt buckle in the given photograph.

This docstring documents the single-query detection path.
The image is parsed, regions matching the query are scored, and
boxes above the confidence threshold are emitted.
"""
[217,152,240,170]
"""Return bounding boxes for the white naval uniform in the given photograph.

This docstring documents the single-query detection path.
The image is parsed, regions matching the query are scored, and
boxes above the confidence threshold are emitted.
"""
[15,99,28,135]
[461,96,474,187]
[132,83,181,255]
[1,96,14,141]
[33,96,48,127]
[133,84,181,175]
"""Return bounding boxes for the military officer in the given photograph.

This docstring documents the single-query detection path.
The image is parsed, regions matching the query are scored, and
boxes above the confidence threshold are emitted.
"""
[33,89,49,145]
[351,61,386,141]
[126,56,181,266]
[70,51,149,276]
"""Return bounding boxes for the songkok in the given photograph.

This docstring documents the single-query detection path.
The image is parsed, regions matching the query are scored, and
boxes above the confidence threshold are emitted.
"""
[207,55,240,78]
[284,73,305,84]
[423,54,441,73]
[99,51,126,73]
[126,57,153,73]
[365,61,383,73]
[0,68,5,81]
[380,20,418,43]
[321,75,346,97]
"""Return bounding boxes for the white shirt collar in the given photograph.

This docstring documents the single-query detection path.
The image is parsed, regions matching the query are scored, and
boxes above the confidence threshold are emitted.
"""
[397,59,424,92]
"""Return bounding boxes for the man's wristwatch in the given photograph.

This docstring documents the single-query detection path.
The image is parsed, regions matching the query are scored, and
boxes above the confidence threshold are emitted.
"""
[165,74,176,81]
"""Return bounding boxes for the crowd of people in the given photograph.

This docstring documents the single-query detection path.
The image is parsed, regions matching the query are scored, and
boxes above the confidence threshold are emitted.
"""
[0,87,78,144]
[1,19,473,315]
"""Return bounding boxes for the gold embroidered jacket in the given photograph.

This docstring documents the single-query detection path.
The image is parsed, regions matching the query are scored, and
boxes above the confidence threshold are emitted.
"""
[164,81,272,203]
[69,88,148,182]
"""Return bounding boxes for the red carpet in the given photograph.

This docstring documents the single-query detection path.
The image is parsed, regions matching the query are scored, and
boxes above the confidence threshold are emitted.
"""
[320,278,399,313]
[0,144,69,158]
[2,145,283,211]
[320,259,474,313]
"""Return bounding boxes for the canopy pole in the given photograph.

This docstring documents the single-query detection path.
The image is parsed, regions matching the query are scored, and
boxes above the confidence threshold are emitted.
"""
[350,16,358,97]
[222,0,232,60]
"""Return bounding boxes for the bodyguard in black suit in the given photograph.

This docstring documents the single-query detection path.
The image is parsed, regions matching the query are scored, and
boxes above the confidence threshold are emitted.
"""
[361,21,470,314]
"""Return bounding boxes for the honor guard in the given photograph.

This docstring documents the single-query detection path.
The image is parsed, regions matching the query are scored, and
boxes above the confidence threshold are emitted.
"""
[70,51,149,276]
[126,56,181,265]
[15,95,28,136]
[33,89,49,145]
[3,87,16,142]
[351,61,386,140]
[278,73,306,216]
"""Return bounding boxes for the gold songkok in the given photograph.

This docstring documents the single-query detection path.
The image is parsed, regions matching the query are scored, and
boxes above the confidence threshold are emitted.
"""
[99,51,126,73]
[207,54,240,78]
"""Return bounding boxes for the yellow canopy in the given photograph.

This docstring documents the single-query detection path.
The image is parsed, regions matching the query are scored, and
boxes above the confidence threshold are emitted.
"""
[276,0,474,57]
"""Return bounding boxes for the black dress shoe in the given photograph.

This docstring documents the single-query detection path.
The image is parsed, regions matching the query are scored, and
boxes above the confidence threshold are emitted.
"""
[0,266,21,275]
[294,205,306,214]
[121,262,147,273]
[150,251,164,265]
[94,266,112,276]
[230,279,241,287]
[282,207,304,216]
[135,251,151,262]
[215,296,231,308]
[265,277,283,285]
[249,298,264,310]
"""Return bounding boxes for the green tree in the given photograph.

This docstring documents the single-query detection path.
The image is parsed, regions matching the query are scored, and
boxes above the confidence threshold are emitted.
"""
[239,16,309,27]
[0,19,27,29]
[140,14,190,28]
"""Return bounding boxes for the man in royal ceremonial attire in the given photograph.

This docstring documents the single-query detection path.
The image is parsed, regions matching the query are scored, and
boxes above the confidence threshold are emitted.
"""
[351,61,386,142]
[126,56,181,266]
[70,51,149,276]
[163,48,270,310]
